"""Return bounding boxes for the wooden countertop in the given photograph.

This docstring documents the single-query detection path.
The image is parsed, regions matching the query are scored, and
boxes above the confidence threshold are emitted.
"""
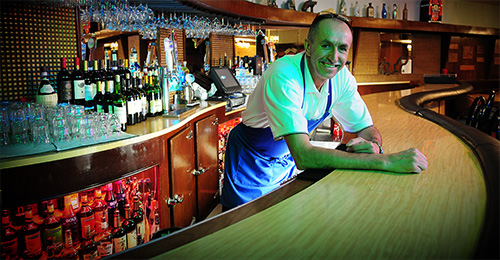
[144,84,488,259]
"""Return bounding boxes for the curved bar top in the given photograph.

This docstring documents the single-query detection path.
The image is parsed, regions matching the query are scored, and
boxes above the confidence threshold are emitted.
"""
[134,84,495,259]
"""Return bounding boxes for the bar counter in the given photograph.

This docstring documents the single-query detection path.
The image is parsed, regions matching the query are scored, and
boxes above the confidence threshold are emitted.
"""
[115,83,498,259]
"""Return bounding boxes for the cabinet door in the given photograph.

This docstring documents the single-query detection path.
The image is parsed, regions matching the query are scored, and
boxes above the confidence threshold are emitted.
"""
[168,126,196,227]
[195,114,219,220]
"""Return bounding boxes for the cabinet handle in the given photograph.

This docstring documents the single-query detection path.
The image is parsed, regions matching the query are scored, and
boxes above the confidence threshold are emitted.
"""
[192,166,210,176]
[212,118,219,125]
[186,130,193,140]
[166,194,184,206]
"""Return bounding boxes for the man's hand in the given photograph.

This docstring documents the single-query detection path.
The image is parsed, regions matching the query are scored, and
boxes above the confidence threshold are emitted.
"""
[346,137,380,154]
[385,148,428,173]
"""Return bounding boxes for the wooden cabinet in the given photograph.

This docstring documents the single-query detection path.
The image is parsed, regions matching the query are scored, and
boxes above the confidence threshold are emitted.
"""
[168,125,196,227]
[167,113,220,227]
[194,114,220,220]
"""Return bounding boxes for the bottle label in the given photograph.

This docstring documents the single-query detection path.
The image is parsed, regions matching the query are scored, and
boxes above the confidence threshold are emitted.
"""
[107,80,114,93]
[25,232,42,256]
[74,79,85,100]
[127,101,135,115]
[45,225,63,253]
[0,238,18,257]
[113,236,127,253]
[114,106,127,124]
[94,210,106,232]
[80,215,95,238]
[59,80,73,101]
[136,221,146,245]
[368,9,374,17]
[40,84,55,94]
[126,229,137,248]
[85,83,94,101]
[142,97,148,116]
[83,249,98,260]
[96,104,104,113]
[97,241,113,257]
[149,100,156,114]
[155,99,162,114]
[91,83,98,99]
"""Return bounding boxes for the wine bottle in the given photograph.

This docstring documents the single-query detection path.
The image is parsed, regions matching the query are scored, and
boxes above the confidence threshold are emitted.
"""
[78,194,95,241]
[57,57,73,103]
[137,72,148,122]
[61,194,80,250]
[43,201,63,255]
[146,74,156,117]
[95,216,113,258]
[131,196,146,245]
[152,72,163,116]
[113,74,128,131]
[114,181,127,218]
[36,66,58,106]
[93,60,105,113]
[60,229,78,259]
[92,188,107,233]
[83,60,95,111]
[72,57,85,105]
[1,209,18,259]
[22,206,42,259]
[105,59,115,112]
[122,204,137,249]
[112,209,127,253]
[80,225,98,260]
[124,73,137,126]
[130,72,142,123]
[403,3,408,20]
[105,183,118,230]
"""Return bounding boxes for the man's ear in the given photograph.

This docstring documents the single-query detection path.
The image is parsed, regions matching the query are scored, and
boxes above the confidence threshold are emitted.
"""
[304,38,311,56]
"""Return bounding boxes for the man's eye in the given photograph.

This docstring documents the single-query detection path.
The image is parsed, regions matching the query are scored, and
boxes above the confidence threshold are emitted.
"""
[321,44,332,50]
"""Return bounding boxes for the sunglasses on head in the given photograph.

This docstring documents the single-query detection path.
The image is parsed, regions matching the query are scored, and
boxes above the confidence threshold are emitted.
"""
[316,10,352,29]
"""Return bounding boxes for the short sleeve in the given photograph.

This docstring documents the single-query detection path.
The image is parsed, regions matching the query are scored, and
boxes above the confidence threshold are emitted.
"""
[330,70,373,133]
[263,69,309,140]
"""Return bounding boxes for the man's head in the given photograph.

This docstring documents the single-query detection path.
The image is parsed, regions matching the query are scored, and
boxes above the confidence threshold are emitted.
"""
[304,13,353,88]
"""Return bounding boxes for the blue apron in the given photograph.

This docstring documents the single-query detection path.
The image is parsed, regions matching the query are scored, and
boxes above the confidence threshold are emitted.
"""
[220,55,332,209]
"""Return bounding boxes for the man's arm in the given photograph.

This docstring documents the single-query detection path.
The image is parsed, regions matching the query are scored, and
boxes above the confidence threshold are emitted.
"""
[284,132,428,173]
[345,126,382,154]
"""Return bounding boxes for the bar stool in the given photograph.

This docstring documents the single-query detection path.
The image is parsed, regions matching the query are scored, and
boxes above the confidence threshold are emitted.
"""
[478,90,497,132]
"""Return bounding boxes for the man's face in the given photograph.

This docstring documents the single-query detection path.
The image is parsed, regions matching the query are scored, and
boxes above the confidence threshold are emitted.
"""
[305,19,352,86]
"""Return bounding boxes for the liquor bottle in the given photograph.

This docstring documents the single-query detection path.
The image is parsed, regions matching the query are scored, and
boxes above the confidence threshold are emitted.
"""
[122,204,137,249]
[420,0,442,23]
[36,66,58,106]
[124,73,137,126]
[78,194,95,241]
[146,74,156,117]
[61,195,80,249]
[339,0,347,15]
[152,72,163,116]
[95,216,113,258]
[130,72,142,123]
[80,225,98,260]
[92,188,107,233]
[114,181,127,219]
[43,201,63,255]
[366,3,374,18]
[83,60,95,111]
[112,209,127,254]
[93,60,105,113]
[60,229,79,259]
[22,206,42,259]
[129,46,139,73]
[403,3,408,20]
[381,3,388,18]
[57,57,73,103]
[354,1,361,17]
[1,209,18,259]
[392,4,398,19]
[72,57,85,105]
[113,74,128,131]
[131,196,146,245]
[105,183,118,230]
[137,72,148,122]
[105,59,115,112]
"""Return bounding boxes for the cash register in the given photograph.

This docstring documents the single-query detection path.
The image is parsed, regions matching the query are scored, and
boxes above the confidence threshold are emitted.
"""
[204,67,247,111]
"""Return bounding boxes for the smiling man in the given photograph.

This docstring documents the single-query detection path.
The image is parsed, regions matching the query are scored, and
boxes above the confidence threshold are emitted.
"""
[220,12,428,210]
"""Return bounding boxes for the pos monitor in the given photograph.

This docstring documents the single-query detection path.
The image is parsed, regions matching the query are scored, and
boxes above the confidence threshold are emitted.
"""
[209,67,242,97]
